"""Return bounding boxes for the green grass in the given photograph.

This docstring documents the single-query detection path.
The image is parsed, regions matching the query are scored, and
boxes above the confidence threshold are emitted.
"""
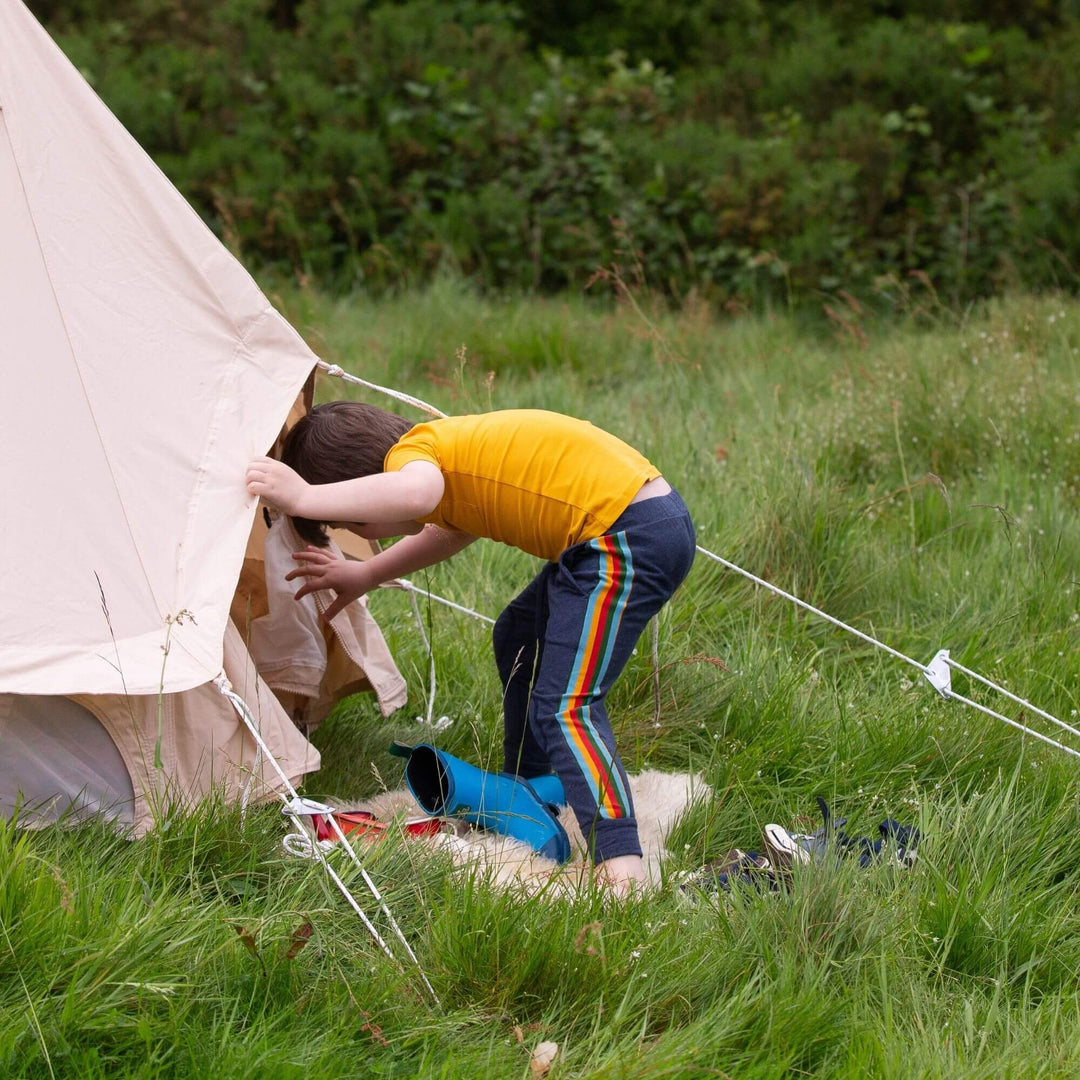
[4,286,1080,1077]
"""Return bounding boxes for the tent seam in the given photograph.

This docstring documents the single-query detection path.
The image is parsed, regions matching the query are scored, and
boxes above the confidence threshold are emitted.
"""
[169,316,261,675]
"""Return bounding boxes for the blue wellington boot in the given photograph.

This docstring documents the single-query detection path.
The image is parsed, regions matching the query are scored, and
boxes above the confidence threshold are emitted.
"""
[395,743,571,863]
[519,773,565,810]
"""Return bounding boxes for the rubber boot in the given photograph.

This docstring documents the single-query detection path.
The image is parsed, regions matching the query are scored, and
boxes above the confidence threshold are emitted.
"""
[395,743,571,863]
[520,773,565,809]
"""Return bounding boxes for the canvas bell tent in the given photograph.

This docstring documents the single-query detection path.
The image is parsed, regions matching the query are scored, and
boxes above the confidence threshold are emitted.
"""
[0,0,404,832]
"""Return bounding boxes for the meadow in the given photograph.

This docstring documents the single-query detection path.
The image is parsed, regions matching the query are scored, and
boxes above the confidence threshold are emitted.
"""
[3,283,1079,1078]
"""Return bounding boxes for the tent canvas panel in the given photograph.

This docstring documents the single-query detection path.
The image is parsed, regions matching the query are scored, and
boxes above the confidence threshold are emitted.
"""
[0,694,136,828]
[0,0,318,696]
[0,0,409,833]
[0,620,319,836]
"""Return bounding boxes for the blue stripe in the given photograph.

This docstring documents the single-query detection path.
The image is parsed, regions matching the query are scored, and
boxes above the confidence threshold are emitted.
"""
[555,532,635,817]
[592,532,634,692]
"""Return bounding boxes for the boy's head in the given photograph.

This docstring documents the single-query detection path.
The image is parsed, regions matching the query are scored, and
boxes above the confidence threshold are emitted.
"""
[281,401,414,545]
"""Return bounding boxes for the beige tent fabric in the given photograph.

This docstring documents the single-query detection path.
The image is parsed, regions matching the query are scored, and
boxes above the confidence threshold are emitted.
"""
[0,0,317,696]
[0,4,414,830]
[71,622,320,836]
[242,516,407,729]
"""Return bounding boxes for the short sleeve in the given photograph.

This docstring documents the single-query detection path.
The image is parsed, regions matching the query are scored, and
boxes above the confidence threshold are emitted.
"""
[384,423,440,473]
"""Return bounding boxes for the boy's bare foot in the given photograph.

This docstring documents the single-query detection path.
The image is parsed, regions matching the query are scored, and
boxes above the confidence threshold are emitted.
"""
[595,854,649,898]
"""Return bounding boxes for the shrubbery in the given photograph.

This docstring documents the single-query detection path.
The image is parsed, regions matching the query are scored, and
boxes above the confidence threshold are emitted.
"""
[31,0,1080,305]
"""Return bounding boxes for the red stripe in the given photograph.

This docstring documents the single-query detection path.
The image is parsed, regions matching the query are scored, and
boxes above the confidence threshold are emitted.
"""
[576,536,624,693]
[564,706,612,798]
[565,708,622,817]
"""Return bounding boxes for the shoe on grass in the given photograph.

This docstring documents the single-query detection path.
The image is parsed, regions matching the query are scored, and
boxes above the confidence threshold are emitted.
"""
[762,823,816,869]
[679,849,776,896]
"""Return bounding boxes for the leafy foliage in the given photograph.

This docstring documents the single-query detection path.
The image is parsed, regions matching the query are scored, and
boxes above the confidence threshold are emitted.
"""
[30,0,1080,304]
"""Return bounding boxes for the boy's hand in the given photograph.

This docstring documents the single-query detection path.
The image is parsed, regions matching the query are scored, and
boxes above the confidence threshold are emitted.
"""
[286,546,372,621]
[246,457,310,516]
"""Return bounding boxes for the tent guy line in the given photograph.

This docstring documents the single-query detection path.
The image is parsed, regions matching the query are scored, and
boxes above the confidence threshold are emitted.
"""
[382,578,496,624]
[692,547,1080,762]
[214,674,442,1008]
[317,361,448,418]
[313,362,1078,762]
[945,653,1080,743]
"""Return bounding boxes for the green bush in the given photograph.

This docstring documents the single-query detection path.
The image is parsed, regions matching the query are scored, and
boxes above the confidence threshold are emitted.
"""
[30,0,1080,304]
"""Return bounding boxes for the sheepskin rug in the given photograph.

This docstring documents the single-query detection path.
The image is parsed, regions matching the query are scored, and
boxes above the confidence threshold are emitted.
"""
[352,769,708,895]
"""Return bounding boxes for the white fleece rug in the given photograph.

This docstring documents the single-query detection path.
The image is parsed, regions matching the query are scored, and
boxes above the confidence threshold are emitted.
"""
[353,769,708,896]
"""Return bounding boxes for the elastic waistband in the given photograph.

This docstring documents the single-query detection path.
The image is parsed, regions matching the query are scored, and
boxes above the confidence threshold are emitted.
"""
[609,487,691,531]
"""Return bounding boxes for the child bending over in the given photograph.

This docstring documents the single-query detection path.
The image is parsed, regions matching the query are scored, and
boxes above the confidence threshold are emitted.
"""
[246,404,695,894]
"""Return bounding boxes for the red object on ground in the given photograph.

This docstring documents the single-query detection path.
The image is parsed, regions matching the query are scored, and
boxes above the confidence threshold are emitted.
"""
[310,810,444,842]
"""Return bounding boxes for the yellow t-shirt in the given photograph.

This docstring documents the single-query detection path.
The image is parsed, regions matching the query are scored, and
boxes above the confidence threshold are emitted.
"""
[383,410,660,561]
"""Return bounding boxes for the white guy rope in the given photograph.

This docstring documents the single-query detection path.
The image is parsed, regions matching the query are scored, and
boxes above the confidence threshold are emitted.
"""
[317,361,447,418]
[943,654,1080,743]
[294,804,441,1008]
[216,678,394,950]
[317,360,1076,759]
[281,816,408,947]
[694,544,926,673]
[694,544,1078,760]
[936,684,1080,761]
[214,675,441,1007]
[380,578,496,625]
[404,586,437,725]
[239,741,262,819]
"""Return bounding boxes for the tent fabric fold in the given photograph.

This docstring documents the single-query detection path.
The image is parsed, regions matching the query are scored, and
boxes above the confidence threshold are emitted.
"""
[234,514,408,730]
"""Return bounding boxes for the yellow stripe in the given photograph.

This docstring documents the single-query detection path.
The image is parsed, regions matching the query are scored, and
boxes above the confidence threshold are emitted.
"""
[561,538,624,816]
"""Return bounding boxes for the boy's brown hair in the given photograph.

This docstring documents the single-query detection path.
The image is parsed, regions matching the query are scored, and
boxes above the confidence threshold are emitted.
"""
[281,401,414,546]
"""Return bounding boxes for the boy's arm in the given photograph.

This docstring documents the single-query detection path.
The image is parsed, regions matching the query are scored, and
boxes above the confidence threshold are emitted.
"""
[246,457,444,523]
[288,524,477,621]
[342,520,424,540]
[348,523,477,581]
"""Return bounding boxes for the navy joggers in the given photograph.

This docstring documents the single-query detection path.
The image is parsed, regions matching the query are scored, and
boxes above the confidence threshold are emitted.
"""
[494,489,696,862]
